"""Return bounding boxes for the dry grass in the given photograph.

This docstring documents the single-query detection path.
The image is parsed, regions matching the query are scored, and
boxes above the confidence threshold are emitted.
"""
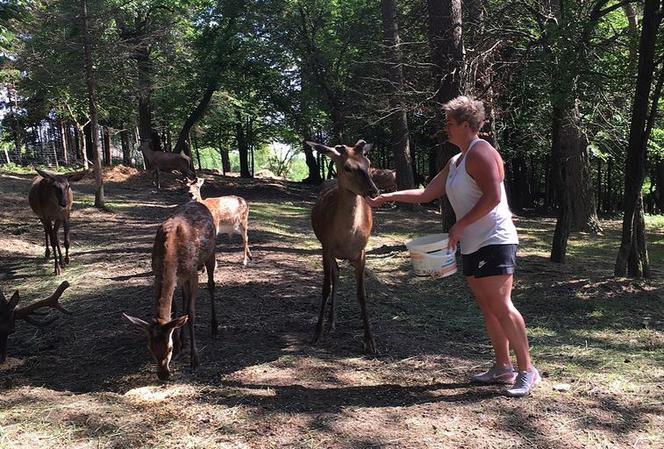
[0,168,662,449]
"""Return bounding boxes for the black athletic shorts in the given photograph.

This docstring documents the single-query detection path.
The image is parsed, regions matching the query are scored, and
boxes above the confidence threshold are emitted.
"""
[462,244,517,278]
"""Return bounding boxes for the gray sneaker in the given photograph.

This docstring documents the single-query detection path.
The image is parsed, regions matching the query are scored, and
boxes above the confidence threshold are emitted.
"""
[471,365,517,384]
[505,367,541,397]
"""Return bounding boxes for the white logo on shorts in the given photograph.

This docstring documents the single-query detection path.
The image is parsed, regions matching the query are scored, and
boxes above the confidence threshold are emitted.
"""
[478,260,487,269]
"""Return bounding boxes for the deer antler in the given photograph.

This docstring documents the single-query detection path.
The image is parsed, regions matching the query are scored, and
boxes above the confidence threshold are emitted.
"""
[14,281,72,327]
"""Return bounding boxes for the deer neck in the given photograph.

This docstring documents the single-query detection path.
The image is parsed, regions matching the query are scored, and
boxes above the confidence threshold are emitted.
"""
[152,229,179,323]
[335,187,366,225]
[141,146,155,163]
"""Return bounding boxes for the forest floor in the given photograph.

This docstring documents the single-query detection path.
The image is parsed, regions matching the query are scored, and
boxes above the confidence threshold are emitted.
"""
[0,167,662,449]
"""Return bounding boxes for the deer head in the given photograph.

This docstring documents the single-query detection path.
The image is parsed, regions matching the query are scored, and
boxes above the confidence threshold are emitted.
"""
[0,281,71,364]
[35,168,89,209]
[123,313,188,381]
[305,140,380,198]
[185,177,205,202]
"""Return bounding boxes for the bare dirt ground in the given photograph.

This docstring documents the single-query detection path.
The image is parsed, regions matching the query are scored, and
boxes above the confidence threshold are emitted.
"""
[0,168,662,449]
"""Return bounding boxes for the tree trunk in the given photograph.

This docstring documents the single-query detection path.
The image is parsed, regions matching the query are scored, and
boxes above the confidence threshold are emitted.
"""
[59,119,69,164]
[301,141,322,184]
[380,0,415,192]
[136,44,153,145]
[218,125,230,174]
[81,0,104,208]
[235,110,251,178]
[426,0,464,231]
[120,129,131,166]
[615,0,662,277]
[103,126,111,166]
[173,84,217,171]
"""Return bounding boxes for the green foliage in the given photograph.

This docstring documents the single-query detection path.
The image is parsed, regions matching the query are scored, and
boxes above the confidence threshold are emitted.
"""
[649,128,664,162]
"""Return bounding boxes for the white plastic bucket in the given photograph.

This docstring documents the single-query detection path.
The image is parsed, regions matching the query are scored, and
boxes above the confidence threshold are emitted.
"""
[405,233,449,254]
[405,234,457,278]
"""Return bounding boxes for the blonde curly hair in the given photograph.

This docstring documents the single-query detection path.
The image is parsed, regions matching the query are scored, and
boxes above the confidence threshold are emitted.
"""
[442,96,486,132]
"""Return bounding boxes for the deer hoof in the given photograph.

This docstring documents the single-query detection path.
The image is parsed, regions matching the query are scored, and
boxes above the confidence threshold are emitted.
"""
[64,256,70,265]
[44,250,50,259]
[211,323,219,337]
[190,353,200,370]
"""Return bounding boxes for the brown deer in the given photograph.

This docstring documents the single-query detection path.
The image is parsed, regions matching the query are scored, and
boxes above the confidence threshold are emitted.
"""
[140,141,196,189]
[0,281,71,364]
[185,177,252,266]
[369,167,397,192]
[123,200,217,381]
[306,139,380,354]
[29,168,89,275]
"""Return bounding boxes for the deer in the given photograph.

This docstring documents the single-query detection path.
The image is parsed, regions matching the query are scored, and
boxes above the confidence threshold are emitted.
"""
[369,167,397,192]
[29,168,89,275]
[139,141,196,190]
[306,139,380,354]
[123,200,217,381]
[0,281,71,364]
[185,177,253,267]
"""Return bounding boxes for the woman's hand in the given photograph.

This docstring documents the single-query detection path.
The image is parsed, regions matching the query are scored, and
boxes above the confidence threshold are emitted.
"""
[447,222,465,250]
[364,194,387,208]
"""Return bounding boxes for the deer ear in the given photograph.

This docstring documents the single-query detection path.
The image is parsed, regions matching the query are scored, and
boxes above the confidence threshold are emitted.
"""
[123,313,150,332]
[360,142,373,155]
[36,168,55,181]
[8,291,19,310]
[67,169,90,183]
[305,141,342,158]
[166,315,188,330]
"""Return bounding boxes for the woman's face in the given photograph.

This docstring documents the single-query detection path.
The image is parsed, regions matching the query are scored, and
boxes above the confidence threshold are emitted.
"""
[444,114,466,145]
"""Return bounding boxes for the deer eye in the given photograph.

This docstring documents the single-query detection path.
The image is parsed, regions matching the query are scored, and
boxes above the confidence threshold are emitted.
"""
[344,166,352,173]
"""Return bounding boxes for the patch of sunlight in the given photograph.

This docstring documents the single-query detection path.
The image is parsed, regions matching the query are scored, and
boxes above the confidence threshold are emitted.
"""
[645,214,664,230]
[124,384,197,403]
[527,326,558,338]
[589,310,604,319]
[235,386,277,398]
[0,357,25,371]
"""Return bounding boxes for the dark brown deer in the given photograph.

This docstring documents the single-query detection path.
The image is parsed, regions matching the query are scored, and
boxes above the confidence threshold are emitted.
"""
[140,141,195,189]
[306,139,380,353]
[0,281,71,364]
[369,167,397,192]
[29,168,89,275]
[123,201,217,381]
[185,177,252,266]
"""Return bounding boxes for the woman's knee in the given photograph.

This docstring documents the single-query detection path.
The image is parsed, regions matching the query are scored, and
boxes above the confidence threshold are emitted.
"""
[488,299,517,321]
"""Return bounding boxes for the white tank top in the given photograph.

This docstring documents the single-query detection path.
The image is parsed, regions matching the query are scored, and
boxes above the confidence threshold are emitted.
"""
[445,139,518,254]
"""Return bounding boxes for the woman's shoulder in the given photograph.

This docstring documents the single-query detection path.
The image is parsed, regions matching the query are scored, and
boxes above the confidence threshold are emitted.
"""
[466,140,503,170]
[468,140,499,159]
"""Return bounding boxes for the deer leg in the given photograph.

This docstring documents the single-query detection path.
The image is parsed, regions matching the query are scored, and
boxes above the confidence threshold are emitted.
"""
[326,258,339,333]
[313,253,332,344]
[352,253,376,354]
[53,220,65,269]
[63,219,70,265]
[241,223,252,267]
[45,221,60,275]
[155,169,161,190]
[171,292,182,357]
[179,287,189,346]
[185,277,199,370]
[41,219,50,259]
[205,255,218,336]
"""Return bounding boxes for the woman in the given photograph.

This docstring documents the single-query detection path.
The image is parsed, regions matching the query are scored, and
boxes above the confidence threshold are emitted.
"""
[365,96,539,397]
